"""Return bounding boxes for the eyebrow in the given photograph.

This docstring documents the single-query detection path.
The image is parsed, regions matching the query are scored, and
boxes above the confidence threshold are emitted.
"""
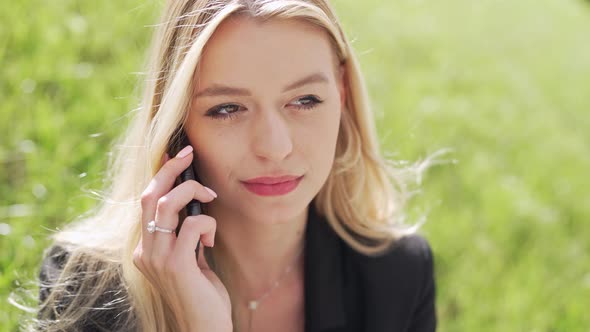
[194,72,329,98]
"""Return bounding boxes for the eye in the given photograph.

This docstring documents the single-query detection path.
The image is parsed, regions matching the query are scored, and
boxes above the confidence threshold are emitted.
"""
[289,95,323,110]
[205,103,245,120]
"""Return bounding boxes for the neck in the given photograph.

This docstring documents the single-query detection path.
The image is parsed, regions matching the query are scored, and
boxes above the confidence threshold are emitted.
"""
[207,204,308,301]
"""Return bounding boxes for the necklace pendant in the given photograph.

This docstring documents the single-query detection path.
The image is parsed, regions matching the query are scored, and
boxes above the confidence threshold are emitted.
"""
[248,300,259,310]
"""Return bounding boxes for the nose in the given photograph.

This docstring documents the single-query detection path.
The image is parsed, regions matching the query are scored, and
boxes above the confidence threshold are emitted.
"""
[251,109,293,162]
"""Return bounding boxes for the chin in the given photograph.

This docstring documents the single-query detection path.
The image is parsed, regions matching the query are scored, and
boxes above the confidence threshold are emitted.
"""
[241,194,312,226]
[259,202,308,224]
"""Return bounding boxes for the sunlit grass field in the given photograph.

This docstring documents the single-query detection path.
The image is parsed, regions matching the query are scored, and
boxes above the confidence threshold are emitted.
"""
[2,0,589,330]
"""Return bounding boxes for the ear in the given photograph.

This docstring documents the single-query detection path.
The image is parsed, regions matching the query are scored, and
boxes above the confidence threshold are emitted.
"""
[337,63,347,111]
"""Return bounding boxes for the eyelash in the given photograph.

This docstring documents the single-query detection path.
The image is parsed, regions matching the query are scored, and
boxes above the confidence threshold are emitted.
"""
[205,95,323,120]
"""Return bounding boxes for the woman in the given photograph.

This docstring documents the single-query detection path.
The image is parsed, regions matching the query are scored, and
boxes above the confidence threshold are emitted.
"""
[36,0,436,331]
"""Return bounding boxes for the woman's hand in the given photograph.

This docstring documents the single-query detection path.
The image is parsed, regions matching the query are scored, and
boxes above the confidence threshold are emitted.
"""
[133,145,232,332]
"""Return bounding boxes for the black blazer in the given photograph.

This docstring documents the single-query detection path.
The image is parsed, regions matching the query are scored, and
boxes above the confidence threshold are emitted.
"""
[304,206,436,332]
[39,206,436,331]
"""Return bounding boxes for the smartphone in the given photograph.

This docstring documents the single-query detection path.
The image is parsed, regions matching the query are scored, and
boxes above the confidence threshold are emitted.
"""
[167,130,202,259]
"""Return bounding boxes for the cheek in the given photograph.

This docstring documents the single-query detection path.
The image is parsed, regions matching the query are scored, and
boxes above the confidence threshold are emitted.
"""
[303,106,341,174]
[190,130,238,188]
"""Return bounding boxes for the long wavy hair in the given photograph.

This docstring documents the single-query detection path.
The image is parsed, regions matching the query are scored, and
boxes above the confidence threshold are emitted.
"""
[31,0,433,330]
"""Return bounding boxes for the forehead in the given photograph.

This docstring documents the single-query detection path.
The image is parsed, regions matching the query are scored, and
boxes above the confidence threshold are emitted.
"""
[195,15,338,88]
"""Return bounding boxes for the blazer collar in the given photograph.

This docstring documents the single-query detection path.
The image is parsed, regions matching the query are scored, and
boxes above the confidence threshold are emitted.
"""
[304,204,347,332]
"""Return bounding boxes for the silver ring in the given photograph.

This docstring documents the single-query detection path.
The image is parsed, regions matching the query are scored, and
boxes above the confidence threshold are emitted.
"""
[147,220,175,234]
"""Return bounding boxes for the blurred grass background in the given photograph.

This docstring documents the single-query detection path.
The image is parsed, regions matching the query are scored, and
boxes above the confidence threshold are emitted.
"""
[1,0,589,330]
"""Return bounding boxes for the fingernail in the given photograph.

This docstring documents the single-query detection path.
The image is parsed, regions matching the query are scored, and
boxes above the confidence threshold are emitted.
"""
[204,186,218,198]
[175,145,193,158]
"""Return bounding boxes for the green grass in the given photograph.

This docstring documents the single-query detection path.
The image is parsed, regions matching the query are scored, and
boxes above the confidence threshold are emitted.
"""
[2,0,589,330]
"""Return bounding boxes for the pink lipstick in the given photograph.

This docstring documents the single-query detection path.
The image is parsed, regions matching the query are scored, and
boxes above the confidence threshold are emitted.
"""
[241,175,303,196]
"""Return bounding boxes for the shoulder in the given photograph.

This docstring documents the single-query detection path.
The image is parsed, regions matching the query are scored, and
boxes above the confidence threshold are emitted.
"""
[38,244,137,331]
[346,234,437,330]
[38,245,71,303]
[349,234,434,278]
[346,234,435,307]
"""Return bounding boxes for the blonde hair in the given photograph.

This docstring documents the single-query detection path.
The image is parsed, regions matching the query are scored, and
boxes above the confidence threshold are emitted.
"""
[32,0,431,330]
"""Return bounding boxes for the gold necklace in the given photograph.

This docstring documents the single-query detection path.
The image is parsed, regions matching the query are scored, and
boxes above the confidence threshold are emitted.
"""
[243,244,305,332]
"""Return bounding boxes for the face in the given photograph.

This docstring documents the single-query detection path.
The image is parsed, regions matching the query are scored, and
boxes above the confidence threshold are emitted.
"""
[186,15,345,224]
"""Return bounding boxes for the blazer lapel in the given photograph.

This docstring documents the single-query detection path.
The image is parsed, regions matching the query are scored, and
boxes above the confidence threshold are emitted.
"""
[304,204,347,332]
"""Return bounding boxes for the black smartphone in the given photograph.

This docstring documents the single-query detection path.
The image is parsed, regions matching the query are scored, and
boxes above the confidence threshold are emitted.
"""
[167,130,203,259]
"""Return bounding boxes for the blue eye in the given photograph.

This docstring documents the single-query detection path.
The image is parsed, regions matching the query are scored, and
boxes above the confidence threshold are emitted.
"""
[205,104,244,120]
[291,95,323,110]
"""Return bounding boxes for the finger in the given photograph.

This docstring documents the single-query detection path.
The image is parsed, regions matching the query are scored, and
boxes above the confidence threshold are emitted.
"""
[133,240,158,287]
[140,146,195,251]
[174,215,217,270]
[152,180,217,253]
[154,180,217,230]
[197,240,212,271]
[160,152,170,166]
[153,145,195,195]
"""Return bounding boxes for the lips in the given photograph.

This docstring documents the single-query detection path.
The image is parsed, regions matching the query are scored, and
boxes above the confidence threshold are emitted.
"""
[243,175,302,185]
[241,175,304,196]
